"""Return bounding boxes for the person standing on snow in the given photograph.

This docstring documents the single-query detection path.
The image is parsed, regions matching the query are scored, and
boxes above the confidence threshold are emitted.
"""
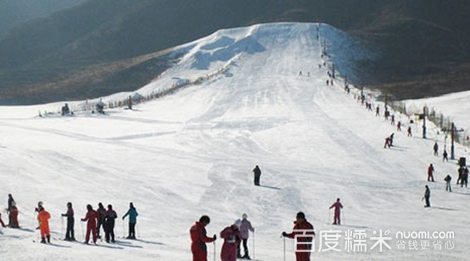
[443,148,449,162]
[423,185,431,207]
[237,213,254,259]
[96,202,106,239]
[444,175,452,192]
[427,164,435,182]
[384,136,391,148]
[7,194,14,226]
[190,215,216,261]
[37,202,51,243]
[8,200,20,228]
[407,126,412,137]
[81,204,98,244]
[104,204,117,243]
[253,165,261,186]
[282,212,315,261]
[220,220,242,261]
[329,198,343,225]
[433,142,439,156]
[461,167,468,187]
[122,202,138,239]
[61,202,75,241]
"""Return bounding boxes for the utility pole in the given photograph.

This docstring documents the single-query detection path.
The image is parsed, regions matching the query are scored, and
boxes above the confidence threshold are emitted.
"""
[451,122,455,160]
[422,106,426,139]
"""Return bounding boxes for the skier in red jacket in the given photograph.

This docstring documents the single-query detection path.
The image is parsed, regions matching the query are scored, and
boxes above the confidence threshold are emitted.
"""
[220,220,242,261]
[81,204,98,244]
[190,215,216,261]
[428,164,435,182]
[329,198,344,225]
[282,212,315,261]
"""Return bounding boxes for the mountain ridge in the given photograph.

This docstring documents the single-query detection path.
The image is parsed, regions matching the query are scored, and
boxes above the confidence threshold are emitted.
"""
[0,0,469,105]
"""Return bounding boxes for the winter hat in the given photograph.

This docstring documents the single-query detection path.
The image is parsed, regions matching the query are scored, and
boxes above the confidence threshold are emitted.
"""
[296,212,305,219]
[242,213,248,219]
[234,219,242,228]
[199,215,211,224]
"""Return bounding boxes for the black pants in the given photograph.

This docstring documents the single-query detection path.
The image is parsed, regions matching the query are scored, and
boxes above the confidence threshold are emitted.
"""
[65,218,75,240]
[254,175,260,186]
[97,220,104,237]
[128,222,136,238]
[237,238,249,257]
[105,222,115,242]
[425,197,431,207]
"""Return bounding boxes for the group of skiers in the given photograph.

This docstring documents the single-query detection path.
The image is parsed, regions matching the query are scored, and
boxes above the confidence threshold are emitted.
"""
[190,198,343,261]
[190,213,255,261]
[2,196,138,245]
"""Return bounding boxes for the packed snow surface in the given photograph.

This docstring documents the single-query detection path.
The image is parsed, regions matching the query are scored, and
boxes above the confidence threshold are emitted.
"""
[1,23,469,261]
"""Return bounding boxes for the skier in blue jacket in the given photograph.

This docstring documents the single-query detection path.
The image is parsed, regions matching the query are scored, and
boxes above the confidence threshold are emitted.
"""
[122,202,139,239]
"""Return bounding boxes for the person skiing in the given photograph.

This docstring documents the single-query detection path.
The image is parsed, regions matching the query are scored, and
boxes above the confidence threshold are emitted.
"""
[461,167,468,188]
[7,194,14,227]
[427,164,435,182]
[61,202,75,241]
[8,200,20,228]
[220,220,242,261]
[397,121,402,131]
[444,175,452,192]
[96,202,106,239]
[423,185,431,207]
[253,165,261,186]
[282,212,315,261]
[81,204,98,244]
[122,202,138,239]
[443,148,449,162]
[384,136,391,148]
[237,213,254,259]
[407,126,412,137]
[457,166,463,184]
[190,215,216,261]
[329,198,343,225]
[37,202,51,243]
[433,142,439,156]
[389,133,395,147]
[104,204,117,243]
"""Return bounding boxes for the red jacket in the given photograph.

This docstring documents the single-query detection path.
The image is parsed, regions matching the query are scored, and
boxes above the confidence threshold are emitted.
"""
[190,222,215,258]
[82,210,98,228]
[220,226,241,261]
[285,220,315,250]
[329,202,343,215]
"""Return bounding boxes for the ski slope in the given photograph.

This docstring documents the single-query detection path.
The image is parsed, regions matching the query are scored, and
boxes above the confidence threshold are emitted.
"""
[0,22,469,261]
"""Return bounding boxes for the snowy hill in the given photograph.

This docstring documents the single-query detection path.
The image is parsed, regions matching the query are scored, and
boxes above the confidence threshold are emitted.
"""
[0,23,469,261]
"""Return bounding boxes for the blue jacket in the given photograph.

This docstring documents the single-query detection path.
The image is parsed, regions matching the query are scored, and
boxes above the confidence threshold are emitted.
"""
[123,207,138,223]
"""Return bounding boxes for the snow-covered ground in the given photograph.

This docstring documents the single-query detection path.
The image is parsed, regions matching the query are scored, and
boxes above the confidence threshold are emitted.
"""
[0,23,469,261]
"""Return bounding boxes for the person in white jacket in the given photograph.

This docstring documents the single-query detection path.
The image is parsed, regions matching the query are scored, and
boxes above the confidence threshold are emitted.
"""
[237,213,255,259]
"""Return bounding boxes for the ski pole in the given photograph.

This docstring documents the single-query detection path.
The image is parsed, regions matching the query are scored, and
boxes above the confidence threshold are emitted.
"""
[122,219,126,238]
[253,230,255,260]
[81,221,85,240]
[283,235,286,261]
[213,240,216,261]
[342,209,345,225]
[328,209,331,224]
[61,216,65,239]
